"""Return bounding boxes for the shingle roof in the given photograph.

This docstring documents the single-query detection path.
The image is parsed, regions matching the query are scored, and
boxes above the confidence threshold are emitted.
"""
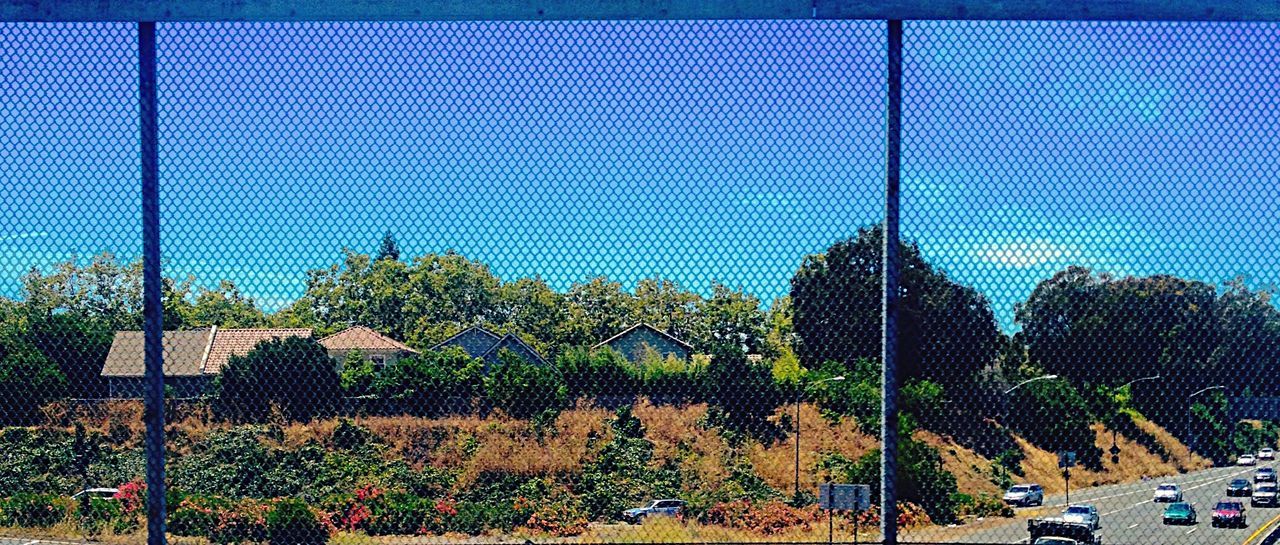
[591,323,694,351]
[479,333,550,367]
[430,325,501,353]
[318,326,418,354]
[101,329,214,378]
[202,328,313,374]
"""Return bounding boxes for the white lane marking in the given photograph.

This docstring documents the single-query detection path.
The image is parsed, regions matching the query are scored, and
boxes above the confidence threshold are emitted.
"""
[1186,527,1198,534]
[1127,523,1139,529]
[22,541,39,545]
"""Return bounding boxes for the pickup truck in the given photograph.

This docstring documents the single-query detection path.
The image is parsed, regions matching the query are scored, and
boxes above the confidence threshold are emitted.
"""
[1028,518,1102,545]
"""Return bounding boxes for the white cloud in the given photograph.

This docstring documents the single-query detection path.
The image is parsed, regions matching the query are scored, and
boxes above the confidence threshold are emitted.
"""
[975,239,1084,269]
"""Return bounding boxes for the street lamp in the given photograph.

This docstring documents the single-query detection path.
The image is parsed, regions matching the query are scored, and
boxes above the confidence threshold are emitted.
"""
[1004,374,1060,395]
[1187,385,1225,454]
[795,375,846,499]
[1119,375,1161,390]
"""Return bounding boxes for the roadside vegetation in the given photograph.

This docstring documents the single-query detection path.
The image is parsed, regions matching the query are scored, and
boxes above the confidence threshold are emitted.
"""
[0,227,1277,540]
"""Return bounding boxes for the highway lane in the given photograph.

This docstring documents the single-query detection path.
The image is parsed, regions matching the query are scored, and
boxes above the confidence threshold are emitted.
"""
[909,462,1280,544]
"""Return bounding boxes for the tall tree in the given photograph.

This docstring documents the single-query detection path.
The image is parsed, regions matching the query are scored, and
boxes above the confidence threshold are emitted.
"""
[187,280,266,328]
[789,225,1001,386]
[561,277,636,347]
[376,231,401,262]
[696,283,768,359]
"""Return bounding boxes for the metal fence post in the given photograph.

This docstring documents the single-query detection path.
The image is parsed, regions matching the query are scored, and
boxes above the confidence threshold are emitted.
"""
[881,18,903,545]
[139,21,167,545]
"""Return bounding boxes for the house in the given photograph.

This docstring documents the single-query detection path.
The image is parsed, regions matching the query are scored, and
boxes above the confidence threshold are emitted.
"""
[593,323,693,364]
[100,326,312,398]
[431,325,549,368]
[318,325,418,370]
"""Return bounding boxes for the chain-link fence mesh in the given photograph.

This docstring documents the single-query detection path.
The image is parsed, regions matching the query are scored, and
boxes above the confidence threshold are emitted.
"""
[1,17,1279,545]
[898,21,1280,545]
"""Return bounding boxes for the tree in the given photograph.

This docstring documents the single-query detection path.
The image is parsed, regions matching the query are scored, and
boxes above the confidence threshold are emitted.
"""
[376,231,400,262]
[213,336,341,423]
[555,346,638,399]
[497,277,567,352]
[704,351,784,437]
[483,350,567,420]
[1005,379,1101,468]
[632,278,702,345]
[0,337,66,425]
[187,280,265,328]
[790,225,1001,386]
[560,277,635,347]
[338,351,377,397]
[696,283,769,359]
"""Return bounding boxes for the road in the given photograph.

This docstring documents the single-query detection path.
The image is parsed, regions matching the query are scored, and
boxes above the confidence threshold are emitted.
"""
[908,462,1280,545]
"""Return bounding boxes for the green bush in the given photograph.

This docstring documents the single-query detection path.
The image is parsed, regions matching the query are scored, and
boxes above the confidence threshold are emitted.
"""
[77,496,127,535]
[365,492,429,536]
[483,351,567,420]
[704,353,785,437]
[1006,379,1101,468]
[267,498,328,545]
[556,347,639,399]
[0,494,70,528]
[375,347,484,416]
[207,499,270,545]
[213,336,342,423]
[0,340,67,426]
[168,495,235,537]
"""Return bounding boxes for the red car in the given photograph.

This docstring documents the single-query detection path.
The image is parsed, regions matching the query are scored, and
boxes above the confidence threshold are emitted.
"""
[1212,501,1247,528]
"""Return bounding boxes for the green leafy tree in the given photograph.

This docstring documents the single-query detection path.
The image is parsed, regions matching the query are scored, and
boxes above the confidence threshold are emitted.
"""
[704,352,784,437]
[483,350,567,420]
[555,346,638,399]
[213,336,341,423]
[187,280,265,328]
[1005,379,1101,468]
[696,283,769,359]
[0,337,66,425]
[790,226,1001,387]
[631,277,702,345]
[560,277,636,347]
[497,277,567,352]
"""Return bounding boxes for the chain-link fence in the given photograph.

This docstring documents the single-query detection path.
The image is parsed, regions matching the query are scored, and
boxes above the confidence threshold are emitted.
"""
[1,16,1279,545]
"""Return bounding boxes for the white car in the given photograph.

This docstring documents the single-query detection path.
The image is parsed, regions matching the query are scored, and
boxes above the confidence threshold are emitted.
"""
[1254,484,1279,507]
[1061,504,1101,530]
[1260,448,1276,460]
[1239,454,1259,466]
[1153,483,1183,503]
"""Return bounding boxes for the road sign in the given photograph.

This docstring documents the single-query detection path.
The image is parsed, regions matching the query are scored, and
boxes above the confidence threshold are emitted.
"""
[819,483,871,511]
[1057,451,1076,468]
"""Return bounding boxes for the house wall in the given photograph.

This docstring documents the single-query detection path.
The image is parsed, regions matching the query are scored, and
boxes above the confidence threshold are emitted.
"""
[606,328,691,364]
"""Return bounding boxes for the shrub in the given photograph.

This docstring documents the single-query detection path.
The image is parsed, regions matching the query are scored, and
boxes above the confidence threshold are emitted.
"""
[364,492,430,536]
[267,498,329,545]
[556,346,639,399]
[213,336,342,423]
[704,353,785,437]
[78,496,129,536]
[1006,379,1101,468]
[704,499,821,535]
[953,492,1013,518]
[207,499,270,545]
[0,340,67,426]
[0,494,71,528]
[483,351,567,420]
[168,495,234,538]
[375,348,483,416]
[523,493,589,537]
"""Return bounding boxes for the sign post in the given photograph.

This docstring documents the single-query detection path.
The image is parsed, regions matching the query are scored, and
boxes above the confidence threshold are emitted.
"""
[820,483,871,544]
[1058,451,1076,505]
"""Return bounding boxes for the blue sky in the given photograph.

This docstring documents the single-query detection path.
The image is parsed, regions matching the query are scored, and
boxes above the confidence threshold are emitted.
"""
[1,21,1277,330]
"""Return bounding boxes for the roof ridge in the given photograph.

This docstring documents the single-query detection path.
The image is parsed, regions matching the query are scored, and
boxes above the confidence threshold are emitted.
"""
[591,323,693,351]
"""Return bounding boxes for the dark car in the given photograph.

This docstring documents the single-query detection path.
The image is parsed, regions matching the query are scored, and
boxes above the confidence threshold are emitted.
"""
[1228,478,1253,497]
[1257,467,1277,483]
[1212,501,1247,528]
[1163,502,1197,525]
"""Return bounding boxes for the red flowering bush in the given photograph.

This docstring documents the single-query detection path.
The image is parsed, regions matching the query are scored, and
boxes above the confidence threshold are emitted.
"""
[523,496,589,537]
[208,499,270,544]
[114,480,146,516]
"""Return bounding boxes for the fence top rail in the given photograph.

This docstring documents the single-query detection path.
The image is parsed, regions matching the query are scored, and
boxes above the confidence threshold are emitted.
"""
[2,0,1279,22]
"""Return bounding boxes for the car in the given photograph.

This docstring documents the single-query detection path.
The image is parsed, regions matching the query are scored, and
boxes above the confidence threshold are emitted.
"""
[1228,478,1254,497]
[1239,454,1258,466]
[1153,483,1183,503]
[1004,484,1045,507]
[621,499,684,524]
[1255,484,1279,507]
[1212,500,1247,528]
[1261,448,1276,460]
[1060,504,1100,531]
[71,488,119,500]
[1257,467,1277,483]
[1162,502,1197,525]
[1028,518,1101,545]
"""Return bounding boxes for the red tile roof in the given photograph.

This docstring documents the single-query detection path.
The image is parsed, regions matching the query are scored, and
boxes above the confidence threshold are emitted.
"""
[318,325,417,354]
[202,328,312,374]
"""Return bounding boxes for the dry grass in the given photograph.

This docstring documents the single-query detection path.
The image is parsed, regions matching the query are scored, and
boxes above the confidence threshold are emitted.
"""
[579,516,879,544]
[749,403,878,493]
[1014,423,1200,494]
[1130,414,1211,472]
[633,400,737,487]
[915,430,1002,497]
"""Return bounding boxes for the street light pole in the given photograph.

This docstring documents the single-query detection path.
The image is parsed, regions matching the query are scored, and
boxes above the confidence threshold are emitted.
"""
[796,375,846,499]
[1004,374,1060,395]
[1187,385,1225,455]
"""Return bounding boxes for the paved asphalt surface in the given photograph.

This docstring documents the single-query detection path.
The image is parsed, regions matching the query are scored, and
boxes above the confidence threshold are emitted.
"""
[913,462,1280,545]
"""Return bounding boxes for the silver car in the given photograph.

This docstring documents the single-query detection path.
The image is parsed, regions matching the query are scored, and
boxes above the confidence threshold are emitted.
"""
[1061,504,1101,530]
[1004,484,1045,507]
[1153,483,1183,503]
[1255,484,1279,507]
